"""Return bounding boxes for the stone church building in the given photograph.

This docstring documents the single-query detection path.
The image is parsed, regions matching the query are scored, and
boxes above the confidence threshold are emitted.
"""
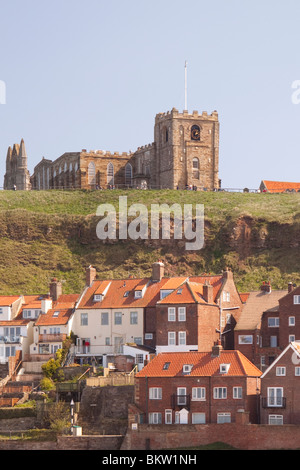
[4,108,220,191]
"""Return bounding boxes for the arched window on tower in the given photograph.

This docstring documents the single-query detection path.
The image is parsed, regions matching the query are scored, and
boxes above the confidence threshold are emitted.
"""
[107,162,114,186]
[88,162,96,185]
[125,163,133,186]
[192,157,200,179]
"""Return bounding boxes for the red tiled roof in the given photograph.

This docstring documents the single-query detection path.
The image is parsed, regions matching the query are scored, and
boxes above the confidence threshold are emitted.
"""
[158,281,206,304]
[261,180,300,193]
[0,296,22,306]
[136,350,262,378]
[35,294,79,326]
[189,275,223,301]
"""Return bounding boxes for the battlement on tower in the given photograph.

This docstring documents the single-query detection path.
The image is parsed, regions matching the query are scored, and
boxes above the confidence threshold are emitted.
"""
[155,108,218,121]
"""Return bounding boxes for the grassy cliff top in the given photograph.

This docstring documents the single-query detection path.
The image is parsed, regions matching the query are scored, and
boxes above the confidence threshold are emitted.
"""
[0,189,299,295]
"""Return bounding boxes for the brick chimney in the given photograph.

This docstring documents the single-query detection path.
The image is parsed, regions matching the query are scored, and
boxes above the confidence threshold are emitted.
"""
[203,280,214,304]
[288,282,294,293]
[152,261,164,282]
[211,340,223,357]
[49,278,62,301]
[260,281,271,293]
[86,265,97,286]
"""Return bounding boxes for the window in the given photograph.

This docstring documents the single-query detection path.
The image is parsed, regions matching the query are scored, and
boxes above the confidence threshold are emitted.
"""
[88,162,96,185]
[238,335,253,344]
[168,332,176,345]
[105,337,110,346]
[168,307,176,321]
[101,312,109,325]
[80,313,88,326]
[295,367,300,376]
[233,387,242,399]
[149,387,162,399]
[178,307,186,322]
[130,311,138,325]
[268,415,283,425]
[192,387,206,401]
[163,362,170,370]
[213,387,227,399]
[220,364,230,374]
[177,387,187,405]
[270,336,277,347]
[134,290,142,299]
[125,163,133,186]
[52,311,59,317]
[276,367,286,376]
[267,387,283,407]
[148,413,162,424]
[145,333,153,340]
[268,317,280,327]
[217,413,231,424]
[192,413,206,424]
[223,291,230,302]
[107,162,114,186]
[293,295,300,304]
[289,335,295,342]
[289,316,295,326]
[192,157,199,179]
[94,294,103,302]
[182,364,193,374]
[114,312,122,325]
[178,331,186,345]
[165,410,172,424]
[0,308,3,315]
[134,337,142,345]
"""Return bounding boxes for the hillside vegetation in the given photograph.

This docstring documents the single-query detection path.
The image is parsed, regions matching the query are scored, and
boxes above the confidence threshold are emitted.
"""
[0,189,299,295]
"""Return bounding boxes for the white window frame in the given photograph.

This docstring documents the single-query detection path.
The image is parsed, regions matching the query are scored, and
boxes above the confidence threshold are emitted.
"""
[289,316,295,326]
[130,311,138,325]
[168,307,176,322]
[168,332,176,345]
[213,387,227,399]
[149,387,162,400]
[192,413,206,424]
[178,307,186,322]
[165,409,172,424]
[217,413,231,423]
[267,387,283,407]
[268,317,280,327]
[268,414,283,425]
[114,312,122,325]
[80,313,88,326]
[178,331,186,345]
[177,387,187,405]
[289,335,295,342]
[295,366,300,376]
[101,312,109,325]
[276,367,286,376]
[293,295,300,305]
[233,387,242,399]
[148,412,162,424]
[192,387,206,401]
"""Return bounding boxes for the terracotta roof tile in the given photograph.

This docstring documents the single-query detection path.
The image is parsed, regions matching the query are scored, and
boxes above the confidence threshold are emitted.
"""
[136,350,262,378]
[0,296,22,306]
[261,180,300,193]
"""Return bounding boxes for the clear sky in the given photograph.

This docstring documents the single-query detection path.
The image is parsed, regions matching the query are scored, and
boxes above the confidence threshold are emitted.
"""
[0,0,299,190]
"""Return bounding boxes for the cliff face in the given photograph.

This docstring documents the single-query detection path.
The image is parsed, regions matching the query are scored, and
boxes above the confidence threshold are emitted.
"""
[0,205,299,295]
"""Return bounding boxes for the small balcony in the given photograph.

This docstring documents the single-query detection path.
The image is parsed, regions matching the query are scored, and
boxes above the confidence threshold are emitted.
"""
[261,396,286,408]
[38,333,67,343]
[170,394,191,410]
[0,335,21,344]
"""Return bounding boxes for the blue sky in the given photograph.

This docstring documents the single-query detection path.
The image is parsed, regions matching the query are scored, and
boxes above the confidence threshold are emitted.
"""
[0,0,299,189]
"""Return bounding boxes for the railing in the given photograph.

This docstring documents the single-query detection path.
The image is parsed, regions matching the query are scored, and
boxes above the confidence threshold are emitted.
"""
[261,396,286,408]
[0,335,21,344]
[38,333,67,343]
[170,394,191,410]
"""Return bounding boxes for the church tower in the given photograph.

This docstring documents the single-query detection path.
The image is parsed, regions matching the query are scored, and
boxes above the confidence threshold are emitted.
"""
[3,139,31,190]
[154,108,220,190]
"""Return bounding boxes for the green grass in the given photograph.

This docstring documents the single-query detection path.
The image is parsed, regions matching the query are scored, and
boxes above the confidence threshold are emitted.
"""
[0,189,299,295]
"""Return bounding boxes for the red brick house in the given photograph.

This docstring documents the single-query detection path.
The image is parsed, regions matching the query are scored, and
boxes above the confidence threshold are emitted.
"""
[154,267,243,354]
[277,284,300,348]
[134,344,262,425]
[260,342,300,425]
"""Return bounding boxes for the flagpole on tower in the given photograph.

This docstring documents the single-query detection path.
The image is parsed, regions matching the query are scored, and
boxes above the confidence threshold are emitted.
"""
[184,61,188,111]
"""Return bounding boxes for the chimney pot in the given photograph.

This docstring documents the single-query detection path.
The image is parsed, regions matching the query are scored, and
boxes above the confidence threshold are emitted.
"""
[86,265,97,286]
[152,261,164,282]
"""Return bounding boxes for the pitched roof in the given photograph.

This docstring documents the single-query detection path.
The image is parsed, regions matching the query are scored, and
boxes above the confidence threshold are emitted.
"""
[260,180,300,193]
[35,294,78,326]
[235,290,286,330]
[136,350,262,378]
[0,296,22,306]
[189,275,223,301]
[261,342,300,378]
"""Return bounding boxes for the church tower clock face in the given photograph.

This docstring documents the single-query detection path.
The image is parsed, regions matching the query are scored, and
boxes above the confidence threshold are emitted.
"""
[191,125,200,141]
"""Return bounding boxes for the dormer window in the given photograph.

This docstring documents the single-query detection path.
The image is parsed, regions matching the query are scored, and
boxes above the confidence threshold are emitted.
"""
[220,364,230,374]
[94,294,103,302]
[53,311,59,317]
[183,364,193,375]
[134,290,142,299]
[123,291,130,297]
